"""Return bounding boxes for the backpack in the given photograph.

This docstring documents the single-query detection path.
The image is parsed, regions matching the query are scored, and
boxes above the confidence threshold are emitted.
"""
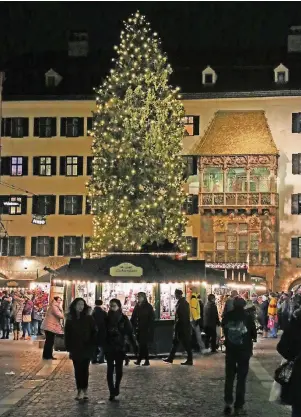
[226,320,248,346]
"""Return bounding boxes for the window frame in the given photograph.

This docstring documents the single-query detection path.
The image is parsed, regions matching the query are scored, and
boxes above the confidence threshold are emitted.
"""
[64,196,81,215]
[39,157,52,176]
[8,196,22,215]
[66,156,78,176]
[11,157,23,176]
[8,236,24,256]
[291,193,301,215]
[292,153,301,175]
[182,115,199,136]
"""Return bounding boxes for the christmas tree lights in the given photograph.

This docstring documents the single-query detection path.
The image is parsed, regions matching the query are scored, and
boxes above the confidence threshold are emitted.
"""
[87,11,188,253]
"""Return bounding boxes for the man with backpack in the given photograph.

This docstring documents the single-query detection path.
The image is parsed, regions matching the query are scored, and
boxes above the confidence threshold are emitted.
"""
[222,297,257,416]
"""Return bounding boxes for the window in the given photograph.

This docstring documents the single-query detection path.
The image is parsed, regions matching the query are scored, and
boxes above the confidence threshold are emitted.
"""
[58,236,82,256]
[33,156,56,176]
[87,156,94,176]
[60,117,84,137]
[203,167,224,192]
[250,233,260,251]
[250,168,270,192]
[86,196,92,214]
[8,196,22,215]
[31,237,55,257]
[205,73,213,84]
[292,113,301,133]
[32,195,56,215]
[60,156,83,176]
[227,168,247,192]
[184,195,198,215]
[277,72,285,83]
[186,237,198,257]
[292,154,301,175]
[182,116,200,136]
[11,157,24,176]
[291,194,301,214]
[46,76,55,87]
[59,195,83,215]
[291,237,301,258]
[216,232,226,250]
[183,156,197,177]
[1,118,29,138]
[34,118,57,137]
[0,237,25,256]
[238,235,248,251]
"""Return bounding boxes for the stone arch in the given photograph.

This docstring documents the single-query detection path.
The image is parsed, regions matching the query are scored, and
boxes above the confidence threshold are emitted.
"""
[288,278,301,292]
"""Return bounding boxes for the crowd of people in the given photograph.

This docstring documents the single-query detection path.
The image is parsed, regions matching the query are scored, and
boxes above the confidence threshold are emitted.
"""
[0,289,48,340]
[1,287,301,416]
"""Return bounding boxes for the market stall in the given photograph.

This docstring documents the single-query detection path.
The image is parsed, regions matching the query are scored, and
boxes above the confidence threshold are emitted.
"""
[53,254,225,354]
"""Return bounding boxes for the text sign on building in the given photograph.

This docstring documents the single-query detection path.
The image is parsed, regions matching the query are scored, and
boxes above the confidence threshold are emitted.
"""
[110,263,143,277]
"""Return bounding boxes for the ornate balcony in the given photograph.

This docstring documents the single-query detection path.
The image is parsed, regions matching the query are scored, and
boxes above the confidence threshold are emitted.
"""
[200,192,278,208]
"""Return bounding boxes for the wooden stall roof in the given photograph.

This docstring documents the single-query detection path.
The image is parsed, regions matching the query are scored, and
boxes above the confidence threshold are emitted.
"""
[57,255,225,284]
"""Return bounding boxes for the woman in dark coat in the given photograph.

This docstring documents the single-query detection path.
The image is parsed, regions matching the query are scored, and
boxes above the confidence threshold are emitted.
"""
[65,298,97,402]
[104,298,137,401]
[204,294,220,353]
[277,298,301,417]
[0,296,12,339]
[259,295,269,338]
[131,292,155,366]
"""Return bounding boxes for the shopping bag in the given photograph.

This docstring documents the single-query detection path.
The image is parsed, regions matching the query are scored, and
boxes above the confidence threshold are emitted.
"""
[54,334,66,351]
[269,380,282,403]
[267,318,274,329]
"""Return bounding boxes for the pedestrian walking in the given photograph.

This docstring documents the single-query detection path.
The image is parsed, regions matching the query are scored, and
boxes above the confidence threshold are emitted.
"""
[0,295,12,339]
[222,297,257,416]
[268,293,278,338]
[11,293,24,340]
[131,291,155,366]
[259,295,269,338]
[65,298,97,402]
[21,295,33,340]
[189,291,206,353]
[92,300,107,364]
[104,298,137,401]
[163,289,193,365]
[204,294,221,353]
[277,295,301,417]
[41,297,64,360]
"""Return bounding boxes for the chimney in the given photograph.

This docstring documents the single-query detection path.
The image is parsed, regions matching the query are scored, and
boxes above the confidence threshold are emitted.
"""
[68,31,89,57]
[288,26,301,53]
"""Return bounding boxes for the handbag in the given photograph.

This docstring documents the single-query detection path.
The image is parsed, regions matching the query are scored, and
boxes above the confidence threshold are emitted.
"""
[268,317,274,329]
[22,315,32,323]
[274,361,294,385]
[269,380,282,403]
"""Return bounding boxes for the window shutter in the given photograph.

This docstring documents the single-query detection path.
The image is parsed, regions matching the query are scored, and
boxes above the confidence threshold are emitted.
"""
[60,118,67,136]
[292,113,300,133]
[192,195,198,214]
[3,118,12,136]
[0,196,9,214]
[291,194,299,214]
[291,237,299,258]
[57,237,64,256]
[59,196,65,214]
[1,118,4,137]
[87,117,93,132]
[34,118,40,137]
[22,157,28,176]
[86,197,92,214]
[192,156,198,175]
[60,157,66,175]
[292,154,299,174]
[77,157,83,176]
[193,116,200,135]
[23,118,29,137]
[49,195,56,214]
[19,237,25,256]
[87,156,93,175]
[191,237,198,257]
[75,236,82,256]
[21,196,27,214]
[85,237,91,245]
[51,157,57,175]
[11,118,18,137]
[31,237,37,256]
[33,157,40,176]
[49,237,55,256]
[76,196,83,214]
[51,118,57,136]
[0,237,8,256]
[1,157,11,175]
[32,196,38,215]
[78,118,84,136]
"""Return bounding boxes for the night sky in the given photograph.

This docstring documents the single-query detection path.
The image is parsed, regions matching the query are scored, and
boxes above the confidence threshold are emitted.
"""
[1,2,301,65]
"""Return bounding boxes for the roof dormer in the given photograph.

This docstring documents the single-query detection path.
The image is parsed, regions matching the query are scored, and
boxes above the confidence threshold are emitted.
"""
[45,68,62,88]
[202,66,217,85]
[274,63,289,84]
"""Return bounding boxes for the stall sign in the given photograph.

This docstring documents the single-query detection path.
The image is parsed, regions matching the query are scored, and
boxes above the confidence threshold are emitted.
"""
[7,281,18,287]
[110,263,143,277]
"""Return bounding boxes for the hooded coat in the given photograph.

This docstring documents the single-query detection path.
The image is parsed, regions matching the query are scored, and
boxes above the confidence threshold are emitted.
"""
[0,298,12,330]
[42,300,64,335]
[131,300,155,344]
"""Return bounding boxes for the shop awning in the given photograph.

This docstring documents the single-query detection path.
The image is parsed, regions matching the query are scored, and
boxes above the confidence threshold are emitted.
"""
[57,255,224,284]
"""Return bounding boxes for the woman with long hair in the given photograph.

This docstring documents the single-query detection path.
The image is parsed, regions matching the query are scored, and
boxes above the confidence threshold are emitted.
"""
[105,298,137,401]
[65,298,97,401]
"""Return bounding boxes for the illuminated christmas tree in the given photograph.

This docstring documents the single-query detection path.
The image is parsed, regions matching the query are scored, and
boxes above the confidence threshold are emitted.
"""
[87,11,188,253]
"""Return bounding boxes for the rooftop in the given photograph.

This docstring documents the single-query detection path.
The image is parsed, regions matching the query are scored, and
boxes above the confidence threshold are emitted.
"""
[191,110,279,156]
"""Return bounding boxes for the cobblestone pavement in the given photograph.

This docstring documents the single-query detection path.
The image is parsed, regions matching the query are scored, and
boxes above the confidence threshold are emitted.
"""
[0,337,291,417]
